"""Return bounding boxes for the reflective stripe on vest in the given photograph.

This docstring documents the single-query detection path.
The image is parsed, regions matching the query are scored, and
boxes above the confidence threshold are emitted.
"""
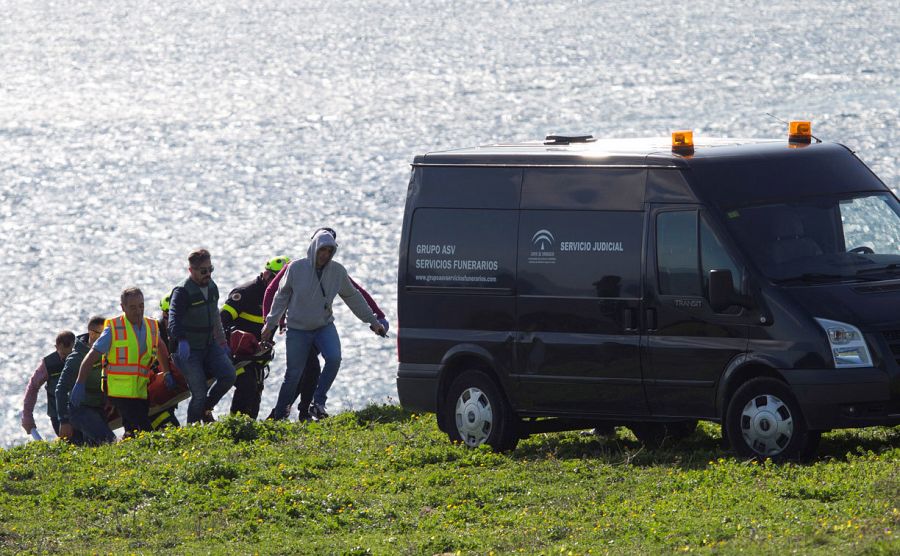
[102,316,158,399]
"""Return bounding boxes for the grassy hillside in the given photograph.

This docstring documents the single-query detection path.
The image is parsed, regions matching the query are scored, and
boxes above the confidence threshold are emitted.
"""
[0,407,898,555]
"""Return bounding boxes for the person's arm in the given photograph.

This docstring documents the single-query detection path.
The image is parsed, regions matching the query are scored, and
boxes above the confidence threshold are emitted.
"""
[263,268,290,333]
[167,287,188,343]
[262,268,286,320]
[213,311,227,347]
[339,272,380,326]
[55,350,84,427]
[77,350,103,384]
[22,363,48,432]
[349,277,385,319]
[156,336,171,374]
[262,264,294,337]
[220,288,240,331]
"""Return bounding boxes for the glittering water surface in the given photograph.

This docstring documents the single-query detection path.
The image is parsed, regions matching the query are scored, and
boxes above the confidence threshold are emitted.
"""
[0,1,897,446]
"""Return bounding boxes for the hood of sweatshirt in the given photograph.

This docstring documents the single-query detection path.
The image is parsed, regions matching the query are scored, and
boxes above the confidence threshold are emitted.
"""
[308,230,339,268]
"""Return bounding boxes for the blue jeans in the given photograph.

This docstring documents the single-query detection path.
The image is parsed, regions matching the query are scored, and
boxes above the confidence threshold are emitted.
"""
[69,405,115,445]
[272,324,341,417]
[176,343,236,423]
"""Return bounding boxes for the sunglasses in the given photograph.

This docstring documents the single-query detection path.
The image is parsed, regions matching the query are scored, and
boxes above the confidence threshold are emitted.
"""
[193,266,214,275]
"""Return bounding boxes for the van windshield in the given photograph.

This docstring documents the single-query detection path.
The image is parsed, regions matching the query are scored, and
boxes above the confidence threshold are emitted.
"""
[723,192,900,283]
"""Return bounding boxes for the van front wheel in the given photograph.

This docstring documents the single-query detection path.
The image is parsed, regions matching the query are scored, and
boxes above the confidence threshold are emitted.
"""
[725,377,817,461]
[444,370,518,452]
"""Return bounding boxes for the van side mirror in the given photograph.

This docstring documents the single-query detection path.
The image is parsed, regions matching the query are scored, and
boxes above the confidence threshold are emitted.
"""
[708,269,753,312]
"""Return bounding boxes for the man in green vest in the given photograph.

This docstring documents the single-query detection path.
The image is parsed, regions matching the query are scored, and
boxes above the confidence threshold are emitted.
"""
[56,316,113,445]
[168,249,236,423]
[21,330,76,437]
[72,287,170,436]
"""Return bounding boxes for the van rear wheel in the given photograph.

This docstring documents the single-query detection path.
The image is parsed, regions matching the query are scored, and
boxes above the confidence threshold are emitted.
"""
[444,370,518,452]
[725,377,817,462]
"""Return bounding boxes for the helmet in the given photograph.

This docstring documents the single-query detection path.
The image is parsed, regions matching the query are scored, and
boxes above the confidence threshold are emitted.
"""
[265,256,291,272]
[159,294,171,312]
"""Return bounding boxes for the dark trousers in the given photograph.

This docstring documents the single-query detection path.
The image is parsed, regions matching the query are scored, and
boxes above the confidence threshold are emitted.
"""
[293,348,322,416]
[49,413,61,437]
[109,397,152,436]
[230,361,266,419]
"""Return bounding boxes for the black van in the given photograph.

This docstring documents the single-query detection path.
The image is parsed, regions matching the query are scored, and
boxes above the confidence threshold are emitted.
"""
[396,128,900,460]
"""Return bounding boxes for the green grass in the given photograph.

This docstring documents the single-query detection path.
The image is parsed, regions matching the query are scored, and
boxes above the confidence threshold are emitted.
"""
[0,407,898,555]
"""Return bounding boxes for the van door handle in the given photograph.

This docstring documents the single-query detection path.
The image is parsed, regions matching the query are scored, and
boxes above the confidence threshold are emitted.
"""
[645,308,658,331]
[623,308,638,332]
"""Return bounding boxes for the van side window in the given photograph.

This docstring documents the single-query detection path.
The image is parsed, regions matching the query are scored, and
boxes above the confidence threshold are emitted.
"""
[700,216,743,295]
[657,211,701,296]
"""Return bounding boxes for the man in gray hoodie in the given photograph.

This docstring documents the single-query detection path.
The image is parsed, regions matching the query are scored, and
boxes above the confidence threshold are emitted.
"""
[261,229,385,419]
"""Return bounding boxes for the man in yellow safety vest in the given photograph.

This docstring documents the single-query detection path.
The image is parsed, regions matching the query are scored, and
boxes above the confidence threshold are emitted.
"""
[72,286,171,436]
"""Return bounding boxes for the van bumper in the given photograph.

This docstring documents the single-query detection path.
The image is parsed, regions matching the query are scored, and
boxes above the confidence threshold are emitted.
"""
[784,368,900,430]
[397,364,441,413]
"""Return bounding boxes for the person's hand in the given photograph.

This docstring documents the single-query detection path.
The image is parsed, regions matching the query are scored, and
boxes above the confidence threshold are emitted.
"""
[370,321,386,337]
[164,372,177,391]
[70,383,86,408]
[260,327,275,344]
[377,318,390,335]
[22,419,35,434]
[58,423,74,440]
[176,339,190,360]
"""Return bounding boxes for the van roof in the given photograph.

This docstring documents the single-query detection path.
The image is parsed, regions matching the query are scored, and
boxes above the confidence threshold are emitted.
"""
[414,137,843,167]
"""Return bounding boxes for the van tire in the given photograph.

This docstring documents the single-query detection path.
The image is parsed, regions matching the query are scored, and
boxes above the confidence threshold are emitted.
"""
[628,420,697,449]
[725,377,816,461]
[443,370,518,452]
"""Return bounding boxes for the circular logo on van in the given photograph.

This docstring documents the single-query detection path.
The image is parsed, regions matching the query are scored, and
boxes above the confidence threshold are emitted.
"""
[532,229,555,251]
[528,229,557,264]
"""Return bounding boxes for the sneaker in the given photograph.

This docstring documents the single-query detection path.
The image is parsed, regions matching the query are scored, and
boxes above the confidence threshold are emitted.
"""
[309,402,329,421]
[296,411,312,423]
[201,409,216,423]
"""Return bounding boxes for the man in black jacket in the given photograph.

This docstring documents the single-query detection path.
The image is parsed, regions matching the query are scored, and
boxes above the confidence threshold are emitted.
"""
[221,256,289,419]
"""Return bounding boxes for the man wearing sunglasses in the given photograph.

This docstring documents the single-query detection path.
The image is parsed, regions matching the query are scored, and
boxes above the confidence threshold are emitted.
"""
[262,228,386,420]
[168,249,236,423]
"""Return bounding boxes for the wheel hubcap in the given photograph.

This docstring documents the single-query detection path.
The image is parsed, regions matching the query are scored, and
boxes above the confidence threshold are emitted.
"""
[454,387,493,447]
[739,394,794,456]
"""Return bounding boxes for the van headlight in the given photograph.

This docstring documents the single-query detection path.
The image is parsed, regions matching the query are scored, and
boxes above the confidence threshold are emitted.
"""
[814,318,873,368]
